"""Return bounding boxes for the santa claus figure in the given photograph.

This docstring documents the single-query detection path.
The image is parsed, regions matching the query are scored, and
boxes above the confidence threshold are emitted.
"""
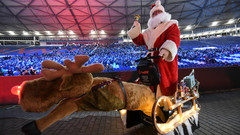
[128,0,180,96]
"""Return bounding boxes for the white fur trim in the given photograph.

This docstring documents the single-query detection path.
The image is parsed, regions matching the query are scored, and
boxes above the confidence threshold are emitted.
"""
[144,20,178,50]
[127,24,141,39]
[150,0,165,18]
[160,40,177,62]
[143,29,151,46]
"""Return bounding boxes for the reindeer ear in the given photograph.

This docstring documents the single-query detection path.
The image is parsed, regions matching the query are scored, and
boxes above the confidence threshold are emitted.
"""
[59,74,74,91]
[81,63,105,73]
[42,60,65,70]
[41,68,69,81]
[74,55,89,67]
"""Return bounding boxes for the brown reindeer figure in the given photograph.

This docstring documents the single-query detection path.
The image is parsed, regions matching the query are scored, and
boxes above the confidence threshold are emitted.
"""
[18,55,156,135]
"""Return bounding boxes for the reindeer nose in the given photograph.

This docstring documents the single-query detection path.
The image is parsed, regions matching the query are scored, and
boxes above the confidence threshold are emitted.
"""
[11,81,25,96]
[11,85,21,96]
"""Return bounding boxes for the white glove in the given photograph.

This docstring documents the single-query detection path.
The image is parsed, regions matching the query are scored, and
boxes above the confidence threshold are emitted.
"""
[132,21,140,29]
[128,21,141,39]
[159,48,170,61]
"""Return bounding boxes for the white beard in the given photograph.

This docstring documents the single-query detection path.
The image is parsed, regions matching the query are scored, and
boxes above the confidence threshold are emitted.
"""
[147,12,171,30]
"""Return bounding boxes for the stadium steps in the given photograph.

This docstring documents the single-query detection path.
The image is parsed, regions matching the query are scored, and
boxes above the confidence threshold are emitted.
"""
[0,49,9,53]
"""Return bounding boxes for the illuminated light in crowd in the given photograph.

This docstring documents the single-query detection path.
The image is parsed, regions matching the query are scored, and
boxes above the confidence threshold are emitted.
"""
[226,19,235,24]
[120,30,126,35]
[185,25,192,30]
[211,21,219,26]
[0,32,3,35]
[69,30,75,35]
[23,31,29,35]
[34,31,41,35]
[8,31,17,35]
[45,31,53,35]
[90,30,96,34]
[58,31,64,35]
[100,30,106,34]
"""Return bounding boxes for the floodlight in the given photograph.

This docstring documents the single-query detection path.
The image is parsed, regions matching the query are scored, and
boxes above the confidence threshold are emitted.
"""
[23,31,29,35]
[211,21,218,26]
[34,31,41,35]
[45,31,53,35]
[69,30,75,35]
[120,30,126,35]
[100,30,105,34]
[226,19,235,24]
[8,31,17,35]
[90,30,96,34]
[185,25,192,30]
[58,31,64,35]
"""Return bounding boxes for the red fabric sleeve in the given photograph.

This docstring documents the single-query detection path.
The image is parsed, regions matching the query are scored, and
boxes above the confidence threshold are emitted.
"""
[132,33,146,46]
[165,24,181,48]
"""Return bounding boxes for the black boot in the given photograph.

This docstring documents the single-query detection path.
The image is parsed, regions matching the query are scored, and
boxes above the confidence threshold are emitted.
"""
[22,121,41,135]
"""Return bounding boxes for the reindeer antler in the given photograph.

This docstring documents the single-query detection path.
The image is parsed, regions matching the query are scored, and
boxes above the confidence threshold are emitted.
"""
[41,55,105,81]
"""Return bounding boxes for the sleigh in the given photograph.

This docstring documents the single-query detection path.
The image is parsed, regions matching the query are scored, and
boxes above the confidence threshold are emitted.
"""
[121,54,200,135]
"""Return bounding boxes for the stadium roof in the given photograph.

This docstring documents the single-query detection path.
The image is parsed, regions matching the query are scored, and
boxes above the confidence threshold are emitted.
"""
[0,0,239,38]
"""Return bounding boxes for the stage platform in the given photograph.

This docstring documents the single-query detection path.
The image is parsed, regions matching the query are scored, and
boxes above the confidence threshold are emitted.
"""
[1,89,240,135]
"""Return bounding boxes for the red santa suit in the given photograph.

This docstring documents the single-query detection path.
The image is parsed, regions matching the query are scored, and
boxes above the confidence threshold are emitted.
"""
[128,1,180,96]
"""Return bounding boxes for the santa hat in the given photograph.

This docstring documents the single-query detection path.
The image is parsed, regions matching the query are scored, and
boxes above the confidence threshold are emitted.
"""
[150,0,165,18]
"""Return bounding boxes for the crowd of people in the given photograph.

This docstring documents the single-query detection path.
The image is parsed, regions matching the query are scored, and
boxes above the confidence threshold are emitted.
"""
[178,46,240,66]
[0,42,239,76]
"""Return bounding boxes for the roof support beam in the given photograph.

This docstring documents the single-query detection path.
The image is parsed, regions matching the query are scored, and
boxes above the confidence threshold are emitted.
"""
[15,0,34,16]
[0,1,29,31]
[44,0,65,30]
[86,0,98,31]
[125,0,129,30]
[194,0,209,25]
[64,0,85,37]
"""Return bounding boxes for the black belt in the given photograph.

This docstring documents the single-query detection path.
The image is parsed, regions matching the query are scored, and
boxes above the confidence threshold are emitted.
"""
[114,77,128,109]
[148,48,160,52]
[91,77,127,109]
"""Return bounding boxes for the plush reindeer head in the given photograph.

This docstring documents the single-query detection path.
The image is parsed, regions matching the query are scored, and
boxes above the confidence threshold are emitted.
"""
[16,55,104,112]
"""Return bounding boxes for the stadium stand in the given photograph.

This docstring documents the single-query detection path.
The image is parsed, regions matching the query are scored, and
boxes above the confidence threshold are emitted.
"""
[0,36,239,76]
